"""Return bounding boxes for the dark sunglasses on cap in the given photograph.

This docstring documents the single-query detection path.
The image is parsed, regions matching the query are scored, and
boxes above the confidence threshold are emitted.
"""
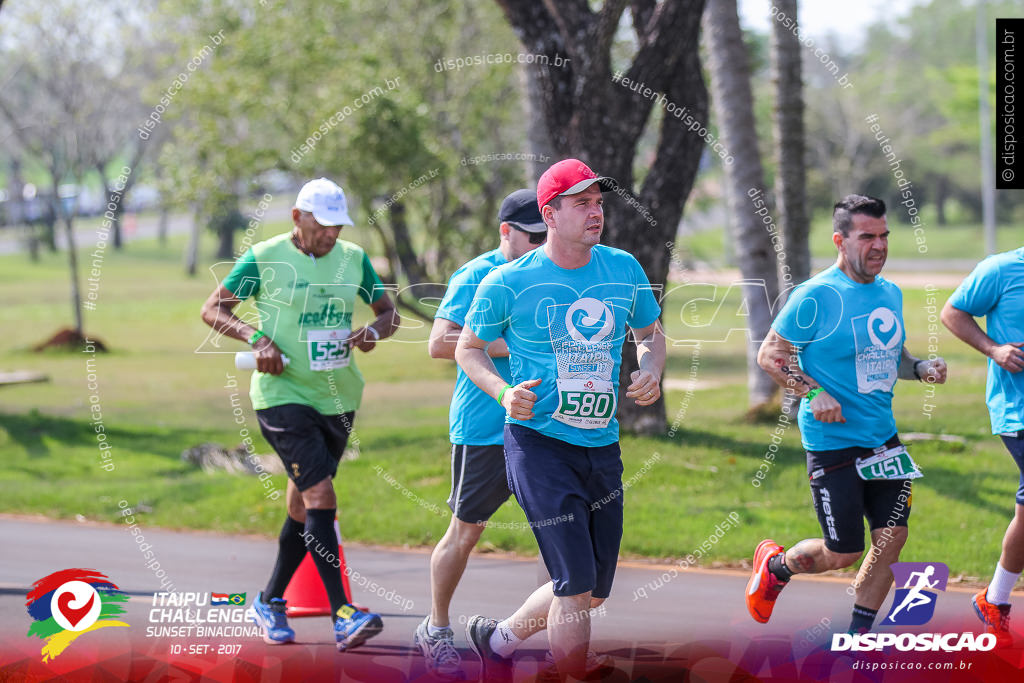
[509,223,547,244]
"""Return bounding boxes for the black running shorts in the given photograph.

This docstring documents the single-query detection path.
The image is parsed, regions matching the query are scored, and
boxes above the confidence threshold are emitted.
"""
[806,434,912,554]
[256,403,355,491]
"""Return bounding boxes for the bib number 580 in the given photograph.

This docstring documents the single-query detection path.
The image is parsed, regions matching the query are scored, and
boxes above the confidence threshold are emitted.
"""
[559,391,614,418]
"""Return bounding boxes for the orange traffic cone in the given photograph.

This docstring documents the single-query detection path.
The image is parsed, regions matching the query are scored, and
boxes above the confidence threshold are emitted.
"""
[283,519,357,617]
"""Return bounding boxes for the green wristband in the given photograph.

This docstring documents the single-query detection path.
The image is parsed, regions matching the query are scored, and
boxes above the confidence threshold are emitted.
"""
[248,330,266,346]
[497,384,512,406]
[805,387,824,401]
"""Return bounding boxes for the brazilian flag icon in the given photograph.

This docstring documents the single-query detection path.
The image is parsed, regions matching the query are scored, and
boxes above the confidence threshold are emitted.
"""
[229,593,246,606]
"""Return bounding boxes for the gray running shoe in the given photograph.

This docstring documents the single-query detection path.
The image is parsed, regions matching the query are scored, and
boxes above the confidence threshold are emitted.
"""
[413,616,463,680]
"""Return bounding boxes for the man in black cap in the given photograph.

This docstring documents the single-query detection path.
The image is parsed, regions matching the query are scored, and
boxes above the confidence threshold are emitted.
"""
[413,189,547,680]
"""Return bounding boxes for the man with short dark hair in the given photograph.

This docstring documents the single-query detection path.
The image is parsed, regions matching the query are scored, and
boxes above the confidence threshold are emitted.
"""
[456,158,665,680]
[200,177,399,651]
[941,245,1024,647]
[413,189,546,679]
[747,194,947,634]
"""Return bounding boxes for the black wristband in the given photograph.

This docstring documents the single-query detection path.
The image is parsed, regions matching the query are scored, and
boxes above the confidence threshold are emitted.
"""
[913,359,925,380]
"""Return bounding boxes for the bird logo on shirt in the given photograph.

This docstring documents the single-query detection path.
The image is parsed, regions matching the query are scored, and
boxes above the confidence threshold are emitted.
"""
[565,298,614,344]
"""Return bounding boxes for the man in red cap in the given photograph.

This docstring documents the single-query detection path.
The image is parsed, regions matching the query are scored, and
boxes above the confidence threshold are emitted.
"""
[455,159,665,680]
[413,189,546,680]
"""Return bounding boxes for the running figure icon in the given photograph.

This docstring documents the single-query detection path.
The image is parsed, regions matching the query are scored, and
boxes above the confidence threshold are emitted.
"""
[887,565,939,622]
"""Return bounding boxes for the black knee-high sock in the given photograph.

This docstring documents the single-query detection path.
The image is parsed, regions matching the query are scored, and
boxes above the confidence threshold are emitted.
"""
[303,508,349,619]
[263,516,307,601]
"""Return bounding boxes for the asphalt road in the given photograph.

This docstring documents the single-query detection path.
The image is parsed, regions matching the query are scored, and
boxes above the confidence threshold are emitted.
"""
[0,516,1015,682]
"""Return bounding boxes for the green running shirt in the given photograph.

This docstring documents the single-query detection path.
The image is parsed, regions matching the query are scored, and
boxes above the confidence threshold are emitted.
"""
[223,232,384,415]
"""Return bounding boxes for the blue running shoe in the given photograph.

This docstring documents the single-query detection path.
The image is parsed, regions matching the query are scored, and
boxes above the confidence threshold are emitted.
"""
[334,604,383,651]
[246,591,295,644]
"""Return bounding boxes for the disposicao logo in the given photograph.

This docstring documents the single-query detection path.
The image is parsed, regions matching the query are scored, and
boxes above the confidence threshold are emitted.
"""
[831,561,995,653]
[885,562,948,626]
[25,569,129,662]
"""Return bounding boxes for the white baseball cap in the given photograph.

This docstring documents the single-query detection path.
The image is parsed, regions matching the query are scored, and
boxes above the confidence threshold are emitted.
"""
[295,177,354,227]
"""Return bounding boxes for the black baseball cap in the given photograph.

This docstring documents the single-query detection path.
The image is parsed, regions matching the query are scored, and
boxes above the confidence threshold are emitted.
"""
[498,189,546,233]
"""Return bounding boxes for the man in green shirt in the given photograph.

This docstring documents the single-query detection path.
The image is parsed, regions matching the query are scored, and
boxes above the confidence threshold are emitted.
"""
[200,177,399,650]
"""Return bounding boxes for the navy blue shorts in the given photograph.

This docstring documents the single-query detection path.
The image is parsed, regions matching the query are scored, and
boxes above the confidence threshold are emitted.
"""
[503,424,623,599]
[1000,432,1024,505]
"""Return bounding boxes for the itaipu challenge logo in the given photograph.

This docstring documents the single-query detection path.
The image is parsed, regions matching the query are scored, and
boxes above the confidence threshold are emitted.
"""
[25,569,129,662]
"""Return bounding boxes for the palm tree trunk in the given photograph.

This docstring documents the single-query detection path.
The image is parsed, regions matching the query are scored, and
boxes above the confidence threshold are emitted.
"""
[703,0,779,409]
[771,0,810,287]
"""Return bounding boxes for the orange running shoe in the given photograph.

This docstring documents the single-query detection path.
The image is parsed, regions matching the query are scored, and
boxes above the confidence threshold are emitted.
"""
[972,589,1012,648]
[746,539,789,623]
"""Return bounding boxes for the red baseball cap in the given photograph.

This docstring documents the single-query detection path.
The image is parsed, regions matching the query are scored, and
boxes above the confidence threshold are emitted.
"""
[536,158,615,211]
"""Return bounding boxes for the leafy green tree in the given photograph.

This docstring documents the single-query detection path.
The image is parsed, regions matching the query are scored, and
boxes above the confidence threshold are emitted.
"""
[158,0,527,302]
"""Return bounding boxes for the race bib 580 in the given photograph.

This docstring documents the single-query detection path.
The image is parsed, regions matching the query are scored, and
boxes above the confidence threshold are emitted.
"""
[552,378,616,429]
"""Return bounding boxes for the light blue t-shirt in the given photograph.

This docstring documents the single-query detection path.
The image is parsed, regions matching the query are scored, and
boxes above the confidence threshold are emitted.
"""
[772,265,906,451]
[435,249,512,446]
[467,244,661,447]
[948,247,1024,435]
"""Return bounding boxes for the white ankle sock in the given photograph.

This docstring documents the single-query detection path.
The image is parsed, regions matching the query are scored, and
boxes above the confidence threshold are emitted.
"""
[427,620,447,636]
[987,563,1021,605]
[489,618,522,658]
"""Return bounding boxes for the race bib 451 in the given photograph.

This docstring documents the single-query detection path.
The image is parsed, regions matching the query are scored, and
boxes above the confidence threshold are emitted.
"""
[855,445,922,481]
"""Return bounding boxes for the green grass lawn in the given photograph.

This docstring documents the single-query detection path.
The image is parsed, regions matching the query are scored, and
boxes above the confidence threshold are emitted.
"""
[0,233,1016,579]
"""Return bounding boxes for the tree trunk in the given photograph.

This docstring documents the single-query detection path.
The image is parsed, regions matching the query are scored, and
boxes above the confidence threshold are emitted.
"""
[185,204,201,276]
[96,170,124,250]
[111,208,123,249]
[388,200,444,301]
[8,158,36,261]
[158,207,170,246]
[216,221,235,259]
[41,206,57,252]
[7,158,24,227]
[62,214,84,336]
[25,225,40,261]
[519,64,556,185]
[496,0,708,434]
[935,176,948,225]
[703,0,779,409]
[770,0,810,287]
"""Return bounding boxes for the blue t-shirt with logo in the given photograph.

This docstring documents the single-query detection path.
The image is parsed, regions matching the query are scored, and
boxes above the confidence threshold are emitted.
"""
[772,265,906,451]
[467,244,661,447]
[948,247,1024,435]
[435,249,512,446]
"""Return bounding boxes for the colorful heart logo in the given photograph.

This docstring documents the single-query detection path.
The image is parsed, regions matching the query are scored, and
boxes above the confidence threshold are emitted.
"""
[49,581,101,632]
[57,591,95,628]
